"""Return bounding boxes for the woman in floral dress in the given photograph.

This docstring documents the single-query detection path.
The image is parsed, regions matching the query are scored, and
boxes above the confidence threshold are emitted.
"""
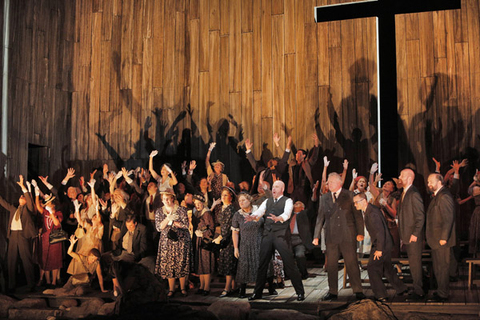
[155,188,191,297]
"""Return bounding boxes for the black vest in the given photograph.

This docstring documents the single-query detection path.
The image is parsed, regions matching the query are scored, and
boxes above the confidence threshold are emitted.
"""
[264,196,289,232]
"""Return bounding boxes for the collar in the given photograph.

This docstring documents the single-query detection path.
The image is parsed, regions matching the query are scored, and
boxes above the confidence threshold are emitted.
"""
[434,186,443,196]
[403,184,412,194]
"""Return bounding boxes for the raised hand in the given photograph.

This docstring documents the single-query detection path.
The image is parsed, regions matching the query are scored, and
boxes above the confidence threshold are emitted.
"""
[352,169,358,180]
[323,156,330,167]
[343,159,349,170]
[149,150,158,158]
[31,179,38,188]
[73,199,81,213]
[370,162,378,175]
[90,169,97,182]
[16,175,25,188]
[209,142,216,151]
[374,172,383,185]
[432,157,441,172]
[189,160,197,171]
[65,168,76,180]
[273,132,280,147]
[312,133,319,147]
[460,159,468,167]
[87,179,96,189]
[245,138,253,151]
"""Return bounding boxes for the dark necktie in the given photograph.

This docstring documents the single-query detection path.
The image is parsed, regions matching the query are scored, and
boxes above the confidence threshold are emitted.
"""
[149,195,154,212]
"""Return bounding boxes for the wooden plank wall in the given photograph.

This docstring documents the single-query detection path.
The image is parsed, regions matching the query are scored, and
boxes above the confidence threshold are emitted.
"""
[4,0,480,191]
[64,0,379,183]
[5,0,72,190]
[396,0,480,180]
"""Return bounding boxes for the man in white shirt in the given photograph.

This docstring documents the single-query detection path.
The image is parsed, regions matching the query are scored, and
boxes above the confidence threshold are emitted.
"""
[245,180,305,301]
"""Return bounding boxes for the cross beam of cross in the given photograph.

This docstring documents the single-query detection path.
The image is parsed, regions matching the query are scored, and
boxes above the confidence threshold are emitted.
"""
[315,0,461,178]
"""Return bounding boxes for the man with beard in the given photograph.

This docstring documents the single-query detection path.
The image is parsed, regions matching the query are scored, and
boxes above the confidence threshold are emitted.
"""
[426,173,455,302]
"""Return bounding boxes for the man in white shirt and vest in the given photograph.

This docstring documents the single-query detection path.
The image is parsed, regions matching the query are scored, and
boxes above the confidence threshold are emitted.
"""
[245,180,305,301]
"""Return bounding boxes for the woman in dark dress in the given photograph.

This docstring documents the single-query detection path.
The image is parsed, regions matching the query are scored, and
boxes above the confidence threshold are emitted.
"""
[213,186,237,297]
[193,194,215,296]
[232,192,263,298]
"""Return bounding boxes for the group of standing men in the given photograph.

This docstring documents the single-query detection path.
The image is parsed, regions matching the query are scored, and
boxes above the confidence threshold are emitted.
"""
[313,168,455,302]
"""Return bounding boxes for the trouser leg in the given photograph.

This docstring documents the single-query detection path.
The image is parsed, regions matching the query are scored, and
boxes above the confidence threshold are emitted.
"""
[340,240,363,293]
[254,235,274,295]
[326,244,340,295]
[274,235,304,295]
[404,241,424,295]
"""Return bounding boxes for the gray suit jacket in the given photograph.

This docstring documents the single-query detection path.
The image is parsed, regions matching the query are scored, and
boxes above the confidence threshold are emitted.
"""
[314,189,364,245]
[426,186,456,249]
[398,185,425,243]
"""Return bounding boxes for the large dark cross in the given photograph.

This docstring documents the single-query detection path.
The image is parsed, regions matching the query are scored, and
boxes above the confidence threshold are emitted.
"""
[315,0,461,179]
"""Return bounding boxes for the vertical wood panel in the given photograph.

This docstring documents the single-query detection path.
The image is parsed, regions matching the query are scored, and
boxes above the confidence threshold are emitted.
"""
[152,0,164,87]
[229,0,241,92]
[210,0,220,30]
[120,0,133,89]
[241,0,253,33]
[242,32,254,139]
[199,0,210,71]
[272,16,285,140]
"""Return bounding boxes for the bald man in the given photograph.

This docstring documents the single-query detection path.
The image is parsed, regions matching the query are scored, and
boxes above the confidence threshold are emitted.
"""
[245,180,305,301]
[398,168,425,300]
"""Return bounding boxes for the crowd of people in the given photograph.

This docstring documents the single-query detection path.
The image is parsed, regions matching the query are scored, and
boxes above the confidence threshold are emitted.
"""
[0,132,479,304]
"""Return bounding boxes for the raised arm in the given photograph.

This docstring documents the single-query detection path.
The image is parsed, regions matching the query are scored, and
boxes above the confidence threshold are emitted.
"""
[205,142,216,176]
[148,150,160,181]
[349,169,358,191]
[341,159,348,186]
[369,163,380,198]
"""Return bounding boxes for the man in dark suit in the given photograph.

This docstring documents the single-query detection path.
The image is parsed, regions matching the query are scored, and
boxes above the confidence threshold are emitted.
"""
[353,193,407,301]
[290,201,315,279]
[287,134,319,204]
[398,168,425,300]
[245,133,290,189]
[426,173,456,302]
[313,172,365,301]
[0,175,36,292]
[245,180,305,301]
[113,214,149,263]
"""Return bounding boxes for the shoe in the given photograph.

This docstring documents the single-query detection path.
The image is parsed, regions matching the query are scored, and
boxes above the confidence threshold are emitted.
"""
[322,292,337,301]
[397,289,409,296]
[277,282,285,289]
[219,290,229,298]
[297,293,305,301]
[405,293,425,302]
[376,297,388,303]
[195,289,205,295]
[202,290,210,296]
[427,293,447,302]
[355,292,366,300]
[248,293,263,301]
[268,289,278,296]
[301,274,309,280]
[181,289,188,297]
[239,292,247,298]
[230,288,240,294]
[167,290,175,298]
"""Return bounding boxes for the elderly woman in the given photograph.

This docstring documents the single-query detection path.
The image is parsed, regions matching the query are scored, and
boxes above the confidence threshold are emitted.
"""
[34,193,63,288]
[155,188,191,297]
[231,192,264,298]
[192,194,215,296]
[212,186,237,297]
[149,150,178,192]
